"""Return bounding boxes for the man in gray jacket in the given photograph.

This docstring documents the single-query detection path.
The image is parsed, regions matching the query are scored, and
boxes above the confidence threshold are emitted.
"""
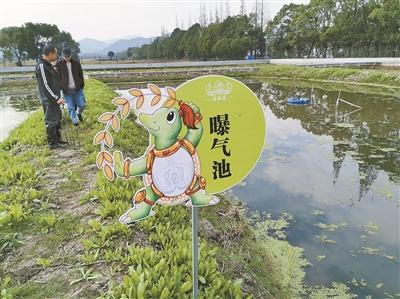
[35,45,66,149]
[56,48,85,126]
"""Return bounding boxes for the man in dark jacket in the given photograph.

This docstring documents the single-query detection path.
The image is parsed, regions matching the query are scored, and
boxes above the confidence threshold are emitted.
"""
[55,48,85,126]
[35,44,66,149]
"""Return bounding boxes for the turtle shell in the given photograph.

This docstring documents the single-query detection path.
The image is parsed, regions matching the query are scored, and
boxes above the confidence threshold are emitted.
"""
[145,144,201,205]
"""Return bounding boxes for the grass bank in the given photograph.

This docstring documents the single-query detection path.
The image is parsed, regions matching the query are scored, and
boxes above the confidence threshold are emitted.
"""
[0,79,355,298]
[258,64,400,87]
[2,64,399,94]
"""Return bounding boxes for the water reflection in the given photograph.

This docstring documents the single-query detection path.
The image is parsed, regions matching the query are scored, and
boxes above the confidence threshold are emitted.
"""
[233,81,399,297]
[0,92,40,141]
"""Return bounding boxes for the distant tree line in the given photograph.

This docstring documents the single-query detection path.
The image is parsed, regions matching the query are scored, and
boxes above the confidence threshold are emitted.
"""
[125,14,266,61]
[265,0,400,58]
[0,22,80,66]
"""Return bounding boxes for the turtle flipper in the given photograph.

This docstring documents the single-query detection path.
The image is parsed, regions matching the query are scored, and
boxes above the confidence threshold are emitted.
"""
[186,189,220,208]
[119,204,155,224]
[119,187,158,224]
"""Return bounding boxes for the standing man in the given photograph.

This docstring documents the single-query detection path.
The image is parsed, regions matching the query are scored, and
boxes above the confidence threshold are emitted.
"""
[35,45,66,149]
[56,48,85,126]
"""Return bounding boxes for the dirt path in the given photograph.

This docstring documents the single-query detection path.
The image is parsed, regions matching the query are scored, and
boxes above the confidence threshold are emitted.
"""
[3,147,104,298]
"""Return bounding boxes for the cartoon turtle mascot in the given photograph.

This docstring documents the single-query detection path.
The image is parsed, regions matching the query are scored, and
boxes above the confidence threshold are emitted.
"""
[94,84,219,224]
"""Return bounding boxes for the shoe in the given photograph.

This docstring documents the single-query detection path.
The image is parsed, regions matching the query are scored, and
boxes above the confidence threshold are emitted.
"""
[58,140,68,145]
[77,113,83,122]
[57,142,67,148]
[73,122,79,127]
[48,143,60,150]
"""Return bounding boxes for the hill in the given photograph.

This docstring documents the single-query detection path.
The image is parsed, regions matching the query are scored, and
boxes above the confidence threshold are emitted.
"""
[78,36,152,57]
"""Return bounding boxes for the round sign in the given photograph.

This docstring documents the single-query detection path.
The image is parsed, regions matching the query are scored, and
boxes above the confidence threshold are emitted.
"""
[176,75,266,194]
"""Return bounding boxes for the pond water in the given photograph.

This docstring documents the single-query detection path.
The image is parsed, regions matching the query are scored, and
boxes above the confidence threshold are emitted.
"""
[2,79,399,297]
[0,90,40,141]
[233,81,400,298]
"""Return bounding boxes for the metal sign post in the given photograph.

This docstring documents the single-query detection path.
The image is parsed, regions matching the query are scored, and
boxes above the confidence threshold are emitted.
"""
[192,206,199,299]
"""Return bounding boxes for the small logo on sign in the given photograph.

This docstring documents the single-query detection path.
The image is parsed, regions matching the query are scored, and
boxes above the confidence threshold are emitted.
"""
[205,80,233,101]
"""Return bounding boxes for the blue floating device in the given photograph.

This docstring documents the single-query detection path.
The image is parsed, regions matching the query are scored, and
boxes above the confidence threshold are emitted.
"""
[287,97,311,105]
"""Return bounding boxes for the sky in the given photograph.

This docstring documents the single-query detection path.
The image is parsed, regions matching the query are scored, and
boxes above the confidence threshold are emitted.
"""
[0,0,308,41]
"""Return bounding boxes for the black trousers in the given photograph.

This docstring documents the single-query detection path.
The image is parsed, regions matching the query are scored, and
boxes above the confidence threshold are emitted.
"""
[41,99,62,145]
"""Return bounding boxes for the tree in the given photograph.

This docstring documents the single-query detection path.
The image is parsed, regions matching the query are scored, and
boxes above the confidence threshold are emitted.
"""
[215,6,220,23]
[199,2,207,27]
[163,28,185,59]
[107,51,115,60]
[181,23,202,59]
[52,31,80,56]
[126,14,265,61]
[0,23,80,65]
[225,1,231,18]
[126,47,135,62]
[368,0,400,56]
[23,22,59,60]
[0,26,27,66]
[1,48,13,66]
[265,0,400,58]
[240,0,246,16]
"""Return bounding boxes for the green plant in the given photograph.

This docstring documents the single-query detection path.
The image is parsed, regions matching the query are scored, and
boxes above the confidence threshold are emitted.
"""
[0,276,13,299]
[39,214,57,233]
[70,267,101,285]
[80,249,100,264]
[104,246,124,263]
[36,258,52,268]
[0,203,29,226]
[0,233,24,258]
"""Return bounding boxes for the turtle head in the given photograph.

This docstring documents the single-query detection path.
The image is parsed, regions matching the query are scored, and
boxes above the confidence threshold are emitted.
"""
[139,107,182,140]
